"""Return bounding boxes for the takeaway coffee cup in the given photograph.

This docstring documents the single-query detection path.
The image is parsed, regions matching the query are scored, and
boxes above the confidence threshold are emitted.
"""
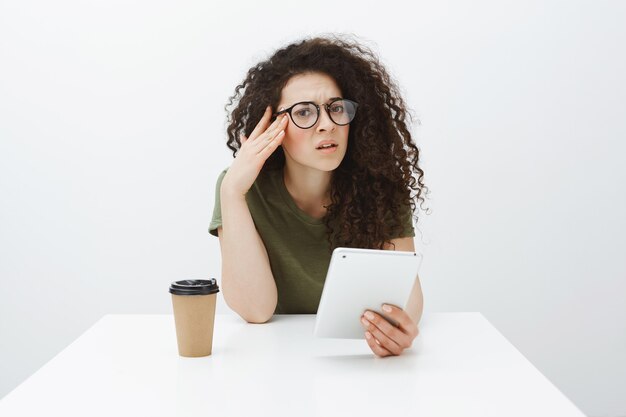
[169,279,220,357]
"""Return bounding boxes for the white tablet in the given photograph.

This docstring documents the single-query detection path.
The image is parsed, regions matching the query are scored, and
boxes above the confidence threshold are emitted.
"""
[314,247,423,339]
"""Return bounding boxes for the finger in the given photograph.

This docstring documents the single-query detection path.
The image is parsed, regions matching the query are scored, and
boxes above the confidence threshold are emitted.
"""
[365,331,393,357]
[362,315,404,355]
[260,113,288,143]
[258,129,285,157]
[248,106,273,141]
[362,311,413,350]
[254,109,286,142]
[363,310,413,348]
[239,133,247,144]
[381,304,419,339]
[254,115,288,148]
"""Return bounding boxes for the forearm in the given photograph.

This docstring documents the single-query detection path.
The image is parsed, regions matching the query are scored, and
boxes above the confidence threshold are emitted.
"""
[405,274,424,325]
[219,187,277,323]
[382,237,423,325]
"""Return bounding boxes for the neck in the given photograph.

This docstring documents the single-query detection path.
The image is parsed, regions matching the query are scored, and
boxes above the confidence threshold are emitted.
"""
[283,161,332,210]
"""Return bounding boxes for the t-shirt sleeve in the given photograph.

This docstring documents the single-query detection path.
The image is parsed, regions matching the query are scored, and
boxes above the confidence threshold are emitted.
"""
[208,168,229,237]
[388,201,416,239]
[399,203,416,238]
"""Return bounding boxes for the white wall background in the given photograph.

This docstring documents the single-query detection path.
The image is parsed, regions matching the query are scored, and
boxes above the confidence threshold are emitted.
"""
[1,0,624,415]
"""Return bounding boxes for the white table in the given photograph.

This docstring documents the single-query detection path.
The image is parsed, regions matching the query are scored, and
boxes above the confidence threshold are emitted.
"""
[0,313,585,417]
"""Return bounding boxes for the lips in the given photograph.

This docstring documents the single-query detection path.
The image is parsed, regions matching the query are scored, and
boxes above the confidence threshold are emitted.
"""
[316,140,338,150]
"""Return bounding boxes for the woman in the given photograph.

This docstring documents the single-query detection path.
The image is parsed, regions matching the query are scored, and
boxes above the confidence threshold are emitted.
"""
[209,34,429,357]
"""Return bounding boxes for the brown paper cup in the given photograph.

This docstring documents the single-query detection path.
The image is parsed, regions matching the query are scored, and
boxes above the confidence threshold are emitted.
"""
[169,279,220,357]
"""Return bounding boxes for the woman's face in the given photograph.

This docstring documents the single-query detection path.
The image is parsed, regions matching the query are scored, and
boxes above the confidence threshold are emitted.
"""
[276,72,349,172]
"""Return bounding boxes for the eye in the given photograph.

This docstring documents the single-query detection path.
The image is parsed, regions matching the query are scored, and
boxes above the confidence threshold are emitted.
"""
[330,105,344,113]
[295,109,312,117]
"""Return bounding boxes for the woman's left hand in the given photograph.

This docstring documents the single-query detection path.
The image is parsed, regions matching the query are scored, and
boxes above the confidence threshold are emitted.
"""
[360,304,419,357]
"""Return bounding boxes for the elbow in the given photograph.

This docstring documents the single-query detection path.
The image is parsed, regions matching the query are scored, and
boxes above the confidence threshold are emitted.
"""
[221,276,277,324]
[227,302,274,324]
[223,293,275,324]
[241,299,276,324]
[243,313,273,324]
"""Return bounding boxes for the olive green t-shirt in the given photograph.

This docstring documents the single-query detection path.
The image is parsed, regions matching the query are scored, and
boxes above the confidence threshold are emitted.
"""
[209,167,415,314]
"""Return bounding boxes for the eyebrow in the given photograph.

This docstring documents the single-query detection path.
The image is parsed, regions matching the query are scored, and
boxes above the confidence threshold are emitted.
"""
[313,96,342,103]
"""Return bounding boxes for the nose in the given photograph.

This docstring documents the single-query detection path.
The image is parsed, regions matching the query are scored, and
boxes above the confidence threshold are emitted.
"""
[316,105,335,133]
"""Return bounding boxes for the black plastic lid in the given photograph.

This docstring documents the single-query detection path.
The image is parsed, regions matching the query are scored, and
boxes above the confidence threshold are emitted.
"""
[169,279,220,296]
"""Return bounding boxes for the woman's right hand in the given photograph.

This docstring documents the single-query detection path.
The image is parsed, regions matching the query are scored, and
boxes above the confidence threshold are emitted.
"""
[221,106,289,197]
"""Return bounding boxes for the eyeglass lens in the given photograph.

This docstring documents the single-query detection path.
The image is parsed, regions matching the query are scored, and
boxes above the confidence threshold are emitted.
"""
[291,99,357,128]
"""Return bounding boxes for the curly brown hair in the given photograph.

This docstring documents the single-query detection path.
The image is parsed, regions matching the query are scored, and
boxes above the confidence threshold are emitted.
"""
[224,34,430,252]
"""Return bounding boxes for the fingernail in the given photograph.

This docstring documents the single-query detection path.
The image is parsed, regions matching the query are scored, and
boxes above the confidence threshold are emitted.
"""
[361,317,369,326]
[382,305,392,313]
[365,332,371,339]
[365,311,374,320]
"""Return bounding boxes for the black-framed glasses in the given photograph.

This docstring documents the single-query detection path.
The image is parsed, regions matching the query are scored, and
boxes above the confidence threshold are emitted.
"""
[273,98,359,129]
